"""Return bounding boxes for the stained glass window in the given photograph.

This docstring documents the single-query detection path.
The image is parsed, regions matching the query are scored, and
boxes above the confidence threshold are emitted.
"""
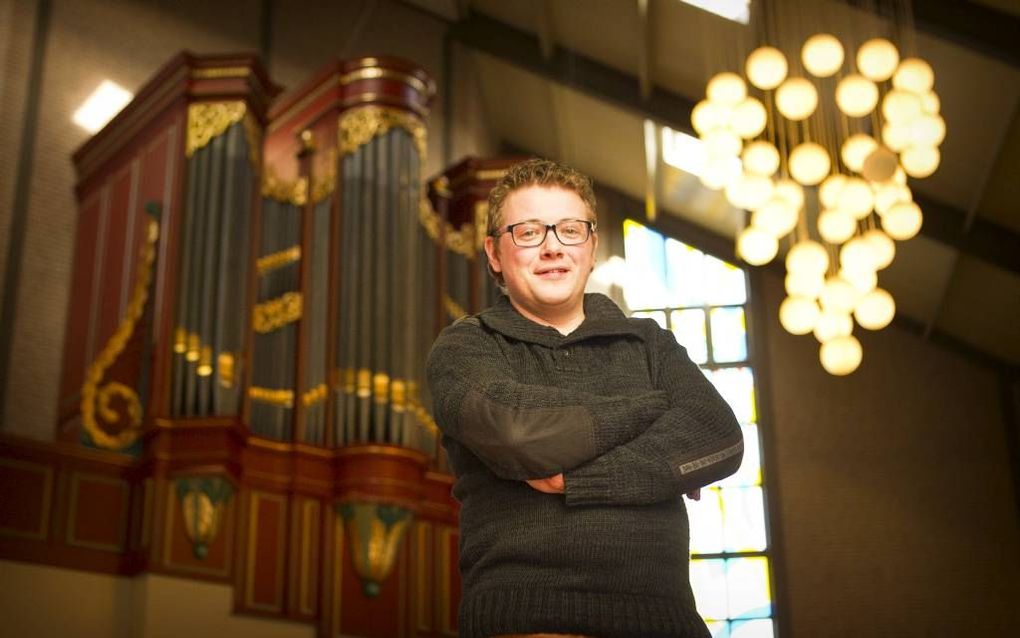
[622,219,775,636]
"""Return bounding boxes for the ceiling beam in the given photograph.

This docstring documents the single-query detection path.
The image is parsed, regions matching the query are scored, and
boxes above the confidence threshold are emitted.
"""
[449,11,1020,277]
[837,0,1020,69]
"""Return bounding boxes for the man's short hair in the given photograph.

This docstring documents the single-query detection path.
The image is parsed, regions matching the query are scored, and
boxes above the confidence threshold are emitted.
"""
[484,158,597,287]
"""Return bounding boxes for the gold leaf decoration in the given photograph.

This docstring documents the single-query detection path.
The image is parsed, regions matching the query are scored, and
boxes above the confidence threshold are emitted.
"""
[187,101,247,158]
[252,292,302,333]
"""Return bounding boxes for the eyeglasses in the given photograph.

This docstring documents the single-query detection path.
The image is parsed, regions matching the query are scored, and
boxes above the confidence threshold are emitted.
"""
[491,219,597,247]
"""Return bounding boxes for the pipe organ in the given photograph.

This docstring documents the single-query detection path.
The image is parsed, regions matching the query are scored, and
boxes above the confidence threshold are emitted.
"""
[0,52,518,637]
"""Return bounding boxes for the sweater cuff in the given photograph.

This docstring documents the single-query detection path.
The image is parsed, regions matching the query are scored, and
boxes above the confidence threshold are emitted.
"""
[562,463,614,506]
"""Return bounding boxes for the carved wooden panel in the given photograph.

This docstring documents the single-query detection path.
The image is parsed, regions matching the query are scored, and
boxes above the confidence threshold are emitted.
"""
[0,458,53,540]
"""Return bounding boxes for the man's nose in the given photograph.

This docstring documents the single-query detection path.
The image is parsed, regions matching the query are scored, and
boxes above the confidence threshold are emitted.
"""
[540,226,564,253]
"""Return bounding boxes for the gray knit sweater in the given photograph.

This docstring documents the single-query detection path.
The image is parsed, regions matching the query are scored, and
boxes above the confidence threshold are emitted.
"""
[426,293,743,637]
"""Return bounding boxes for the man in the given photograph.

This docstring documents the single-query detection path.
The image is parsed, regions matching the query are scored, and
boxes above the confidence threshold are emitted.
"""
[426,158,743,638]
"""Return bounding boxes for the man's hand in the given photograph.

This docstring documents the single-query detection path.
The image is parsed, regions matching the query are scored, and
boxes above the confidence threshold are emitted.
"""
[526,473,565,494]
[685,488,701,501]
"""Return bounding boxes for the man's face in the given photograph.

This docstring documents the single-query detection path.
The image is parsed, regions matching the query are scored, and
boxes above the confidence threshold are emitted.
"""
[484,186,598,321]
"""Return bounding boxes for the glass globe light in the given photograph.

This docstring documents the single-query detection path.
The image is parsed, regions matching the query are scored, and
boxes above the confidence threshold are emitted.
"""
[862,228,896,270]
[736,226,778,265]
[802,34,845,77]
[820,335,863,375]
[882,121,911,152]
[893,58,935,94]
[787,240,829,274]
[857,38,900,82]
[775,179,805,211]
[813,309,854,343]
[921,91,941,114]
[840,267,877,294]
[861,146,899,183]
[835,74,879,117]
[882,89,923,124]
[731,97,768,139]
[907,114,946,147]
[854,288,896,330]
[776,77,819,120]
[702,129,742,158]
[726,173,774,210]
[901,145,940,178]
[893,167,907,185]
[786,269,825,298]
[746,46,788,90]
[882,201,923,240]
[820,275,860,314]
[837,177,875,220]
[752,198,798,237]
[819,175,846,210]
[817,208,857,244]
[708,72,747,105]
[742,141,781,176]
[789,142,830,185]
[692,100,732,135]
[874,182,912,216]
[780,296,821,335]
[700,156,741,190]
[841,134,878,173]
[840,236,878,274]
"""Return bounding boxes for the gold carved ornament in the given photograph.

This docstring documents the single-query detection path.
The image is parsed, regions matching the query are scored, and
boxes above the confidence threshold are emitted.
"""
[256,245,301,276]
[80,220,159,450]
[249,386,294,409]
[186,101,261,170]
[252,291,302,333]
[261,167,307,206]
[443,295,468,321]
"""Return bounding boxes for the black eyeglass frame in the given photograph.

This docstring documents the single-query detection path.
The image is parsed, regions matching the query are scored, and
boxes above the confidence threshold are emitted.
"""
[490,219,598,247]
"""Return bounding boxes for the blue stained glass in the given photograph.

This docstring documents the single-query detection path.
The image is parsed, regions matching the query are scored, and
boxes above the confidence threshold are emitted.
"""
[731,619,774,638]
[707,621,731,638]
[726,557,772,619]
[710,307,748,363]
[665,238,705,307]
[623,220,667,310]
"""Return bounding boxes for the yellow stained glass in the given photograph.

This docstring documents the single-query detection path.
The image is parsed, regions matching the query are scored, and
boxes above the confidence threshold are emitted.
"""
[704,254,748,305]
[722,486,768,552]
[709,367,757,424]
[671,309,708,364]
[707,621,730,638]
[727,557,772,619]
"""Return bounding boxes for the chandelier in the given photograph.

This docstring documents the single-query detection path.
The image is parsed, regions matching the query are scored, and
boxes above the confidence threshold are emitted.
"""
[691,1,944,375]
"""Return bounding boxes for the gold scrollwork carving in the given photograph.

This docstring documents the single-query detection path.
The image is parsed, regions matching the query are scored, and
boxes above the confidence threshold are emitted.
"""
[475,202,490,251]
[256,245,301,276]
[261,168,308,206]
[80,219,159,450]
[446,223,476,258]
[311,147,337,204]
[217,353,235,388]
[373,373,390,405]
[242,112,262,170]
[187,101,246,158]
[302,383,328,407]
[252,291,302,333]
[249,386,294,409]
[338,105,426,160]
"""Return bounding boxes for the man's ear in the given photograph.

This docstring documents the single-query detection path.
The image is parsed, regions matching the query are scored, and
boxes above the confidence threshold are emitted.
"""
[483,236,502,273]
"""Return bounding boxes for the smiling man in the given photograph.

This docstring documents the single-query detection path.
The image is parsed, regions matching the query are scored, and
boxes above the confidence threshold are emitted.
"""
[426,158,744,638]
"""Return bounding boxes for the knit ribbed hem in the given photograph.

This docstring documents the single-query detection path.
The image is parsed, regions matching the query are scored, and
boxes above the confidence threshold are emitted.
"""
[459,588,710,638]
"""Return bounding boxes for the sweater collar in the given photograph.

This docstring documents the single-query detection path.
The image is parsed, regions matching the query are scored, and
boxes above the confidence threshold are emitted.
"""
[478,293,647,347]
